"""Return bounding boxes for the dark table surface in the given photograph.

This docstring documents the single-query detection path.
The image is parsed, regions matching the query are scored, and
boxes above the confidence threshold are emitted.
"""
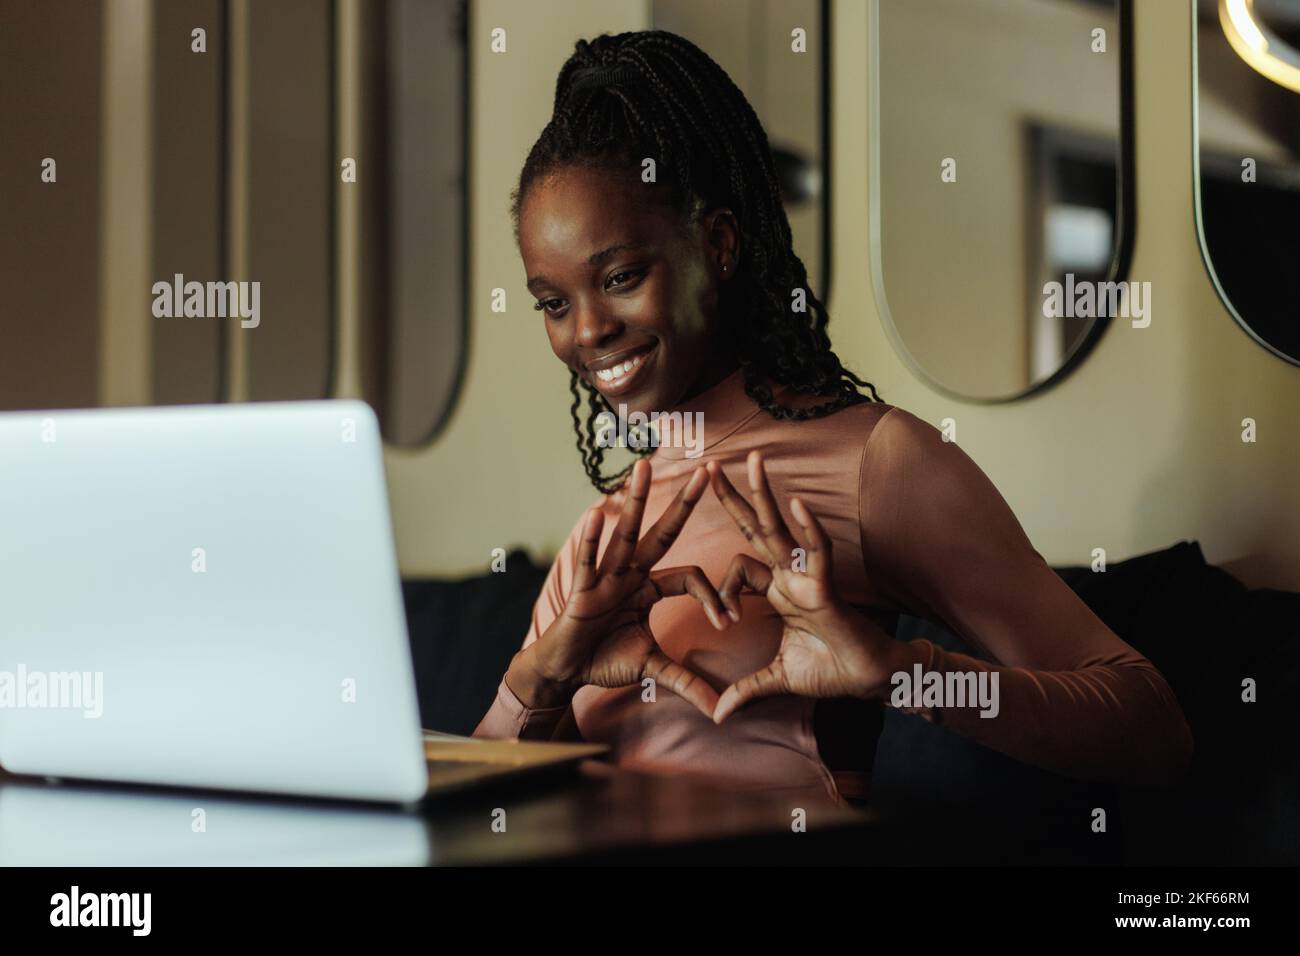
[0,760,1132,865]
[0,762,879,866]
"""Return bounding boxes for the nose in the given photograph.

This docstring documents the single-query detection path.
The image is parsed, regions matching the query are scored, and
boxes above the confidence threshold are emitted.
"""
[575,303,624,351]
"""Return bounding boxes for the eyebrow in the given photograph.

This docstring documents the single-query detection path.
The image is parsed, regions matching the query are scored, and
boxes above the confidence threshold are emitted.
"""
[526,241,652,292]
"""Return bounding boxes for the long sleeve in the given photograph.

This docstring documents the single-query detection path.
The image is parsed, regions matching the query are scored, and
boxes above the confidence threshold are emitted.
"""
[472,507,590,742]
[858,407,1194,787]
[473,676,570,740]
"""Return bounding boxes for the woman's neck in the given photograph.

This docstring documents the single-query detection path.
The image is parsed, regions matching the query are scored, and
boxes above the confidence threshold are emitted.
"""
[679,351,740,406]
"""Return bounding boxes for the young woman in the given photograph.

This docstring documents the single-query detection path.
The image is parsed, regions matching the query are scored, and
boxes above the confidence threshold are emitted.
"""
[473,30,1192,804]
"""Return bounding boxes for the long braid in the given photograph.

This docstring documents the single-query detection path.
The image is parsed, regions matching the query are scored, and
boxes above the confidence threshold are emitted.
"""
[514,30,884,493]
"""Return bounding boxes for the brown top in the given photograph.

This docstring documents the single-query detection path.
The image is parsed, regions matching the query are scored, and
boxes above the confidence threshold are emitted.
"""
[474,368,1194,803]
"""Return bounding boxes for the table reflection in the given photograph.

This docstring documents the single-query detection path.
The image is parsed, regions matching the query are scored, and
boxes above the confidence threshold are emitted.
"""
[0,779,430,866]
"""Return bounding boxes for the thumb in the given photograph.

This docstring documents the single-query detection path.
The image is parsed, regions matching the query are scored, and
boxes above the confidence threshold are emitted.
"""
[713,662,788,724]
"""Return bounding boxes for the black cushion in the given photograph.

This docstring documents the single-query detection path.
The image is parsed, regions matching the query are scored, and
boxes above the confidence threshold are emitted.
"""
[1057,541,1300,863]
[870,540,1300,864]
[402,549,548,735]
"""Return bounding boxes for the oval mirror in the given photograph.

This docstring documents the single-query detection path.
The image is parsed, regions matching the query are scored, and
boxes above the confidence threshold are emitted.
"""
[871,0,1134,402]
[1194,0,1300,366]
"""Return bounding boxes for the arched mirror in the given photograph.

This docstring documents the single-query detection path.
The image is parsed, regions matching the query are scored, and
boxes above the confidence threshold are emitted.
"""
[378,0,471,445]
[1194,0,1300,366]
[870,0,1134,402]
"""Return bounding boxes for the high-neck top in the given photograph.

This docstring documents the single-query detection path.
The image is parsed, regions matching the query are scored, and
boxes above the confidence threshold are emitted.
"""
[646,367,765,460]
[475,370,1193,802]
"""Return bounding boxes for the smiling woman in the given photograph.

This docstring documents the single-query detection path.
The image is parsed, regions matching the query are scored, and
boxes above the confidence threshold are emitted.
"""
[508,31,876,496]
[472,29,1192,804]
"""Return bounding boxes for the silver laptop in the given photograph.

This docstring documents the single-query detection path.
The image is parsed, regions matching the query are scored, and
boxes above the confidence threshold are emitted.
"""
[0,400,602,804]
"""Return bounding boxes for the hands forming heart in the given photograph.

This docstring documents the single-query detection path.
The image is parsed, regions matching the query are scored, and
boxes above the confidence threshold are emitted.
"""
[507,459,730,717]
[504,452,913,723]
[705,451,912,722]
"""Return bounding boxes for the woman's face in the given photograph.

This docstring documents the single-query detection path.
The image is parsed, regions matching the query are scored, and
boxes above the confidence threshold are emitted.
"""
[518,164,738,416]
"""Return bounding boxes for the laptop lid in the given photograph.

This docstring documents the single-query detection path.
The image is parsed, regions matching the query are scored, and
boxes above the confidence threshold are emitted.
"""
[0,400,428,803]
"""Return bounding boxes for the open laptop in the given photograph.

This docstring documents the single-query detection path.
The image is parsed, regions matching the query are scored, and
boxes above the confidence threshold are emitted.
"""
[0,400,603,804]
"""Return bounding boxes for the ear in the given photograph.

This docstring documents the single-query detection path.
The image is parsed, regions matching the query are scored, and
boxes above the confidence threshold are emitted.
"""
[702,208,741,280]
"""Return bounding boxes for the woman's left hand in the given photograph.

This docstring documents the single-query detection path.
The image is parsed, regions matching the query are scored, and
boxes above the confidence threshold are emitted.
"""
[706,452,916,723]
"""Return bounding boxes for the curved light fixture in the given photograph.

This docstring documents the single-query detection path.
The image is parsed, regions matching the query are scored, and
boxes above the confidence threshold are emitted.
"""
[1220,0,1300,94]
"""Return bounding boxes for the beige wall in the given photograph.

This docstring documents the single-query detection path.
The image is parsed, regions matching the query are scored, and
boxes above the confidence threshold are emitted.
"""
[7,0,1292,590]
[386,0,1300,592]
[845,0,1300,591]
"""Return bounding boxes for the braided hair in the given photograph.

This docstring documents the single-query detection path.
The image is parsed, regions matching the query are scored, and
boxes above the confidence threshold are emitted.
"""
[511,30,884,493]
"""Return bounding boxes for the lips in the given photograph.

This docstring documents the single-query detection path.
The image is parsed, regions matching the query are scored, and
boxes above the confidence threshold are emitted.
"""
[584,343,656,397]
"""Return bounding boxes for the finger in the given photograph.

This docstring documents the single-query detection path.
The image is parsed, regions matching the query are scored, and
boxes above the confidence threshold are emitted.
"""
[598,458,652,578]
[717,553,773,623]
[746,451,800,568]
[790,496,833,580]
[713,663,788,724]
[572,507,605,593]
[633,466,708,570]
[650,565,730,631]
[644,649,720,720]
[705,460,776,566]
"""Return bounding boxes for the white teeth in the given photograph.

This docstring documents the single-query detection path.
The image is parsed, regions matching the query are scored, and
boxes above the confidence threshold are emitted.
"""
[594,353,644,385]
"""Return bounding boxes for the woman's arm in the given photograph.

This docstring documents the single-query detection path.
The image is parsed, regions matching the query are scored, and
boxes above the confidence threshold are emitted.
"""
[471,528,577,741]
[858,407,1194,787]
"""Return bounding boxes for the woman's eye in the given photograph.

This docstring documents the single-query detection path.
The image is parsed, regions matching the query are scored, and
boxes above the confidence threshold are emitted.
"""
[533,298,566,317]
[606,268,646,291]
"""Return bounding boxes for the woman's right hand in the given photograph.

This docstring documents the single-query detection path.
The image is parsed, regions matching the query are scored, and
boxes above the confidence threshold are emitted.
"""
[504,459,730,718]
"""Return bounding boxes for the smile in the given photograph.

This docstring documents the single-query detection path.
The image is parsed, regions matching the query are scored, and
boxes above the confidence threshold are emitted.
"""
[587,345,656,396]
